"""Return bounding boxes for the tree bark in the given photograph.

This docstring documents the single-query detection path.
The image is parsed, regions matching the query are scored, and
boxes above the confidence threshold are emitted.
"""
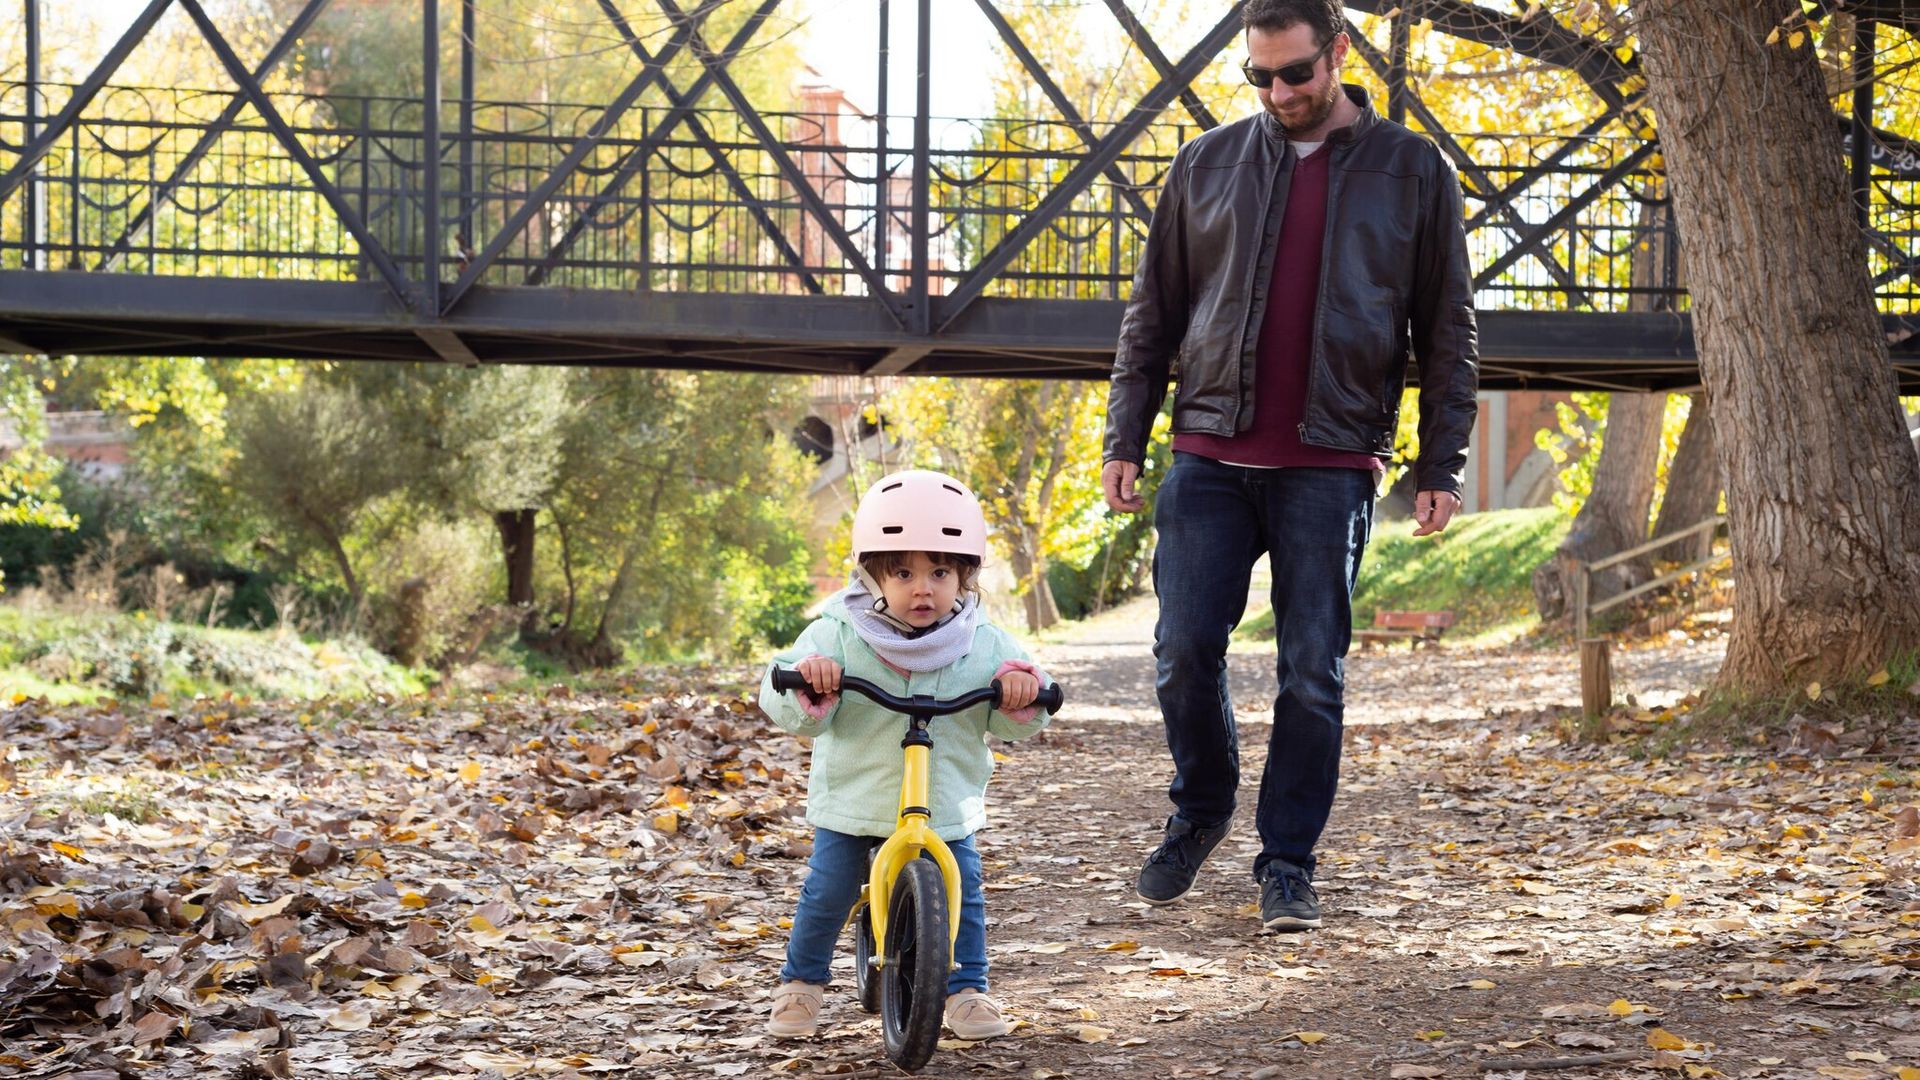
[590,479,661,658]
[494,509,537,609]
[1532,391,1666,623]
[295,498,360,614]
[1651,395,1722,562]
[1636,0,1920,687]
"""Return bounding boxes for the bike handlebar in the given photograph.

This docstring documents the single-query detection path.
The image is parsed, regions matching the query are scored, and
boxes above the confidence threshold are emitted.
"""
[769,666,1064,717]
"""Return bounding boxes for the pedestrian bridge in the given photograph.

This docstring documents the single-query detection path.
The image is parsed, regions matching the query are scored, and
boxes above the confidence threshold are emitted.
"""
[3,0,1918,391]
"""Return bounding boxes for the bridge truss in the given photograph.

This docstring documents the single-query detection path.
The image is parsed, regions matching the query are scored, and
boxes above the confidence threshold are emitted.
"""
[2,0,1919,390]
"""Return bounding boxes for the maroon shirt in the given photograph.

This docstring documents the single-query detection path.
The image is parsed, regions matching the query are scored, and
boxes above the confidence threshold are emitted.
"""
[1174,145,1383,474]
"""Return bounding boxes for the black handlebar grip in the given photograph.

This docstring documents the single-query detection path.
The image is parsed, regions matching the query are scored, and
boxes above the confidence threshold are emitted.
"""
[1035,683,1064,714]
[769,666,810,693]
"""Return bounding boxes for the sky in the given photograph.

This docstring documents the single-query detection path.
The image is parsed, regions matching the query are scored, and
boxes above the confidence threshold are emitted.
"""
[63,0,997,120]
[61,0,1108,123]
[793,0,998,121]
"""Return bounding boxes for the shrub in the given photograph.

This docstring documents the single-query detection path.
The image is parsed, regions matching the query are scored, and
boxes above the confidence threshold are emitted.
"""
[364,518,494,666]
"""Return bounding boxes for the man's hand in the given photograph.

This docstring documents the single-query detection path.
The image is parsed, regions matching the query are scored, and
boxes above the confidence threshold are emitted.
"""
[1412,490,1461,537]
[1102,459,1144,513]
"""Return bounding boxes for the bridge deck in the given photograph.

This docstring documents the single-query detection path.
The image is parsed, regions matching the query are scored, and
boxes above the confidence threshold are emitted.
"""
[5,271,1917,392]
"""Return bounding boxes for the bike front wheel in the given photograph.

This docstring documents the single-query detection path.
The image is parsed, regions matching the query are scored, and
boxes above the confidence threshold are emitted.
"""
[879,857,950,1071]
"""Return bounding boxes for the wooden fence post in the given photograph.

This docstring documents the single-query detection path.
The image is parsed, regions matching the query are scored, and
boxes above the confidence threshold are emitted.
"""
[1580,637,1613,718]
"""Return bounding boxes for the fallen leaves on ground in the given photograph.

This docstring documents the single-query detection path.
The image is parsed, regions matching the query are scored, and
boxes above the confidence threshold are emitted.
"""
[0,676,812,1077]
[4,612,1920,1079]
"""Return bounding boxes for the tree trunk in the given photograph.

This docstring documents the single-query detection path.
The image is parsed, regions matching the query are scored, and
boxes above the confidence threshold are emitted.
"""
[1637,0,1920,688]
[310,516,363,614]
[1532,391,1666,623]
[1006,529,1058,633]
[1532,195,1675,624]
[1651,395,1722,562]
[590,479,661,658]
[494,509,537,609]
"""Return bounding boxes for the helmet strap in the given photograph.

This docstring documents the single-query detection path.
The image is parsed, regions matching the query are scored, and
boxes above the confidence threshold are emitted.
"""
[852,564,967,638]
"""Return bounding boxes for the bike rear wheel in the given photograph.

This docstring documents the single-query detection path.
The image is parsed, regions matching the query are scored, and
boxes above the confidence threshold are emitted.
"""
[852,901,880,1014]
[879,858,949,1071]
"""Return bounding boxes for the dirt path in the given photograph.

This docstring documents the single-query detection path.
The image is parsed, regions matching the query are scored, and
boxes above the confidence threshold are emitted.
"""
[4,603,1915,1080]
[794,600,1911,1080]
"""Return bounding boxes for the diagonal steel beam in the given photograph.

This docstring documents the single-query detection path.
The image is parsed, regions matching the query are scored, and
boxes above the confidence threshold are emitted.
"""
[1462,107,1625,232]
[416,327,481,365]
[936,4,1243,333]
[1347,32,1589,307]
[95,0,333,272]
[0,0,175,206]
[1344,0,1631,112]
[655,0,905,325]
[1098,0,1217,131]
[1864,229,1920,288]
[1473,137,1661,290]
[177,0,415,306]
[527,0,822,292]
[439,0,725,315]
[973,0,1153,223]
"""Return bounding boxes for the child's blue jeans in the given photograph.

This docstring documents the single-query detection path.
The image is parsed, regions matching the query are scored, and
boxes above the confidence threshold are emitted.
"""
[780,827,988,994]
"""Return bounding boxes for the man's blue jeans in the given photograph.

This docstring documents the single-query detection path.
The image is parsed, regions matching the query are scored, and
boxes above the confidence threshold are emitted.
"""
[780,827,988,994]
[1151,453,1374,880]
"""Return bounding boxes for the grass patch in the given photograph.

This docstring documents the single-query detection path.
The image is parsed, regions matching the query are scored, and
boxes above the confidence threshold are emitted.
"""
[0,605,429,702]
[1238,506,1567,644]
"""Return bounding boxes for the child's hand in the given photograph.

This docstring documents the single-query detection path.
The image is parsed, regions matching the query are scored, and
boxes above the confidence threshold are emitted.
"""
[994,670,1040,713]
[795,655,843,697]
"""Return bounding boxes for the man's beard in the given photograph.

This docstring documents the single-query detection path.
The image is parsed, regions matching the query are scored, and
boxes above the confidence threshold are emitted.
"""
[1269,76,1340,135]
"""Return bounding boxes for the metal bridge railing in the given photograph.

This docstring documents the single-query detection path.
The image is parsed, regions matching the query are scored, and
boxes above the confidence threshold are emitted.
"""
[5,81,1920,314]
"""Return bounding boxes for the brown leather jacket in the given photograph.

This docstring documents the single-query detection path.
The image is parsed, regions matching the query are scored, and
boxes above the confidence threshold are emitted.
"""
[1103,85,1478,496]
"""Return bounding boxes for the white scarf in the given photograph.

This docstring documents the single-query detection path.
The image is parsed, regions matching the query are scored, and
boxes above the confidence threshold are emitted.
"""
[837,580,981,672]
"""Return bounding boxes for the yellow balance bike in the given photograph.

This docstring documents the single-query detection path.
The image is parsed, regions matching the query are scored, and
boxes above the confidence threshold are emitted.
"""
[770,667,1064,1071]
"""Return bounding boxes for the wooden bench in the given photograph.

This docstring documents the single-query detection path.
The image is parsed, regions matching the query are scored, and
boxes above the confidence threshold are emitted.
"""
[1354,609,1455,650]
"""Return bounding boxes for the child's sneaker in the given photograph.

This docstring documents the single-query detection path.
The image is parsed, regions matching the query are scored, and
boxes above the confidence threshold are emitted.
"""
[766,981,825,1037]
[944,989,1011,1040]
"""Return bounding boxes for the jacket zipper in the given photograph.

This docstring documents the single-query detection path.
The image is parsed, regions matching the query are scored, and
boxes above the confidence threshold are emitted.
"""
[1299,144,1346,447]
[1236,141,1285,432]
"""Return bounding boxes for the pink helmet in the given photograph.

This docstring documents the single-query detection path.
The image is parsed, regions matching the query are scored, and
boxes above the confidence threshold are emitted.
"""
[851,469,987,561]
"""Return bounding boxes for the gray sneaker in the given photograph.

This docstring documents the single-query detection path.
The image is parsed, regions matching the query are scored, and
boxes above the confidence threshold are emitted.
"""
[1136,816,1232,905]
[1259,860,1321,931]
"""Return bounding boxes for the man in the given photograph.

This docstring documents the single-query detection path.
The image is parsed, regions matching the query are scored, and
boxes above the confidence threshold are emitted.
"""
[1100,0,1477,932]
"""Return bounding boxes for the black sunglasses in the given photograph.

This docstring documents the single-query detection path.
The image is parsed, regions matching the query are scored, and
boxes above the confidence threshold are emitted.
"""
[1241,37,1335,89]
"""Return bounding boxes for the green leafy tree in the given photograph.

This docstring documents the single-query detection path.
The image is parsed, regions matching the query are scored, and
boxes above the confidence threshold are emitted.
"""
[228,379,404,612]
[883,378,1105,632]
[537,369,815,665]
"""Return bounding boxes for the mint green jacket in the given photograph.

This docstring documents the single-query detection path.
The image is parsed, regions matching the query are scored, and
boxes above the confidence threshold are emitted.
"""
[758,602,1052,841]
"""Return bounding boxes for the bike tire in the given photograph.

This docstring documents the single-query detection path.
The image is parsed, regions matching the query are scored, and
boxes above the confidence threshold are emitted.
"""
[879,857,949,1071]
[852,901,880,1014]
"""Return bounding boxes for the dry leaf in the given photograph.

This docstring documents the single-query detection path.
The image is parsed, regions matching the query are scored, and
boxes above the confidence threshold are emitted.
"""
[1646,1027,1687,1050]
[461,1051,532,1076]
[321,1005,372,1031]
